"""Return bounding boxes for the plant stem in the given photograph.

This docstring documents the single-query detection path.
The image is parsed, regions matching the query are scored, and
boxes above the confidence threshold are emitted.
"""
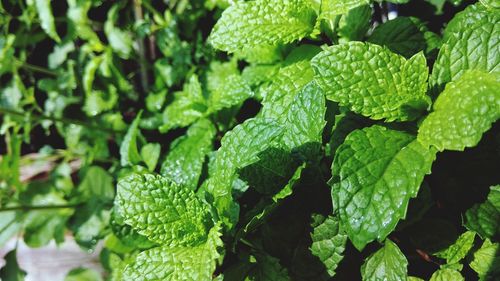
[133,0,150,93]
[0,204,80,212]
[0,107,124,134]
[16,60,57,76]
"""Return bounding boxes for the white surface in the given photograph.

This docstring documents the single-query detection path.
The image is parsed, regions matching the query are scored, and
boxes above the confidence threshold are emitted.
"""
[0,236,103,281]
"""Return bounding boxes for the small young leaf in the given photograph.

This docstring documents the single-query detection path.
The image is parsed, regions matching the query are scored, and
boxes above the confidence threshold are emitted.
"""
[140,143,161,172]
[310,216,348,278]
[429,268,464,281]
[115,173,213,246]
[360,239,408,281]
[465,185,500,241]
[120,112,143,167]
[35,0,60,42]
[434,231,476,265]
[470,239,500,280]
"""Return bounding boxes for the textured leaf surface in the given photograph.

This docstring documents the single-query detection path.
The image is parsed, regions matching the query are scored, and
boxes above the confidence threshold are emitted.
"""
[282,81,326,155]
[332,125,436,250]
[418,71,500,151]
[115,173,213,246]
[209,0,315,53]
[312,42,430,121]
[360,239,408,281]
[161,75,206,132]
[368,17,436,58]
[320,0,371,18]
[465,185,500,241]
[161,119,215,189]
[470,239,500,279]
[435,231,475,265]
[310,216,348,277]
[431,6,499,92]
[260,59,315,124]
[35,0,60,42]
[429,268,464,281]
[123,225,222,281]
[206,118,284,228]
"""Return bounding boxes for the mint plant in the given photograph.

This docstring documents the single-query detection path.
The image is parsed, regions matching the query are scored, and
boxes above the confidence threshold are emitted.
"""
[0,0,499,280]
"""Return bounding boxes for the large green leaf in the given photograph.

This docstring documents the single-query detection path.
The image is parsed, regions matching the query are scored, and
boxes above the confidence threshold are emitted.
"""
[312,42,430,121]
[360,239,408,281]
[209,0,316,53]
[310,216,348,278]
[122,225,223,281]
[161,119,216,189]
[331,125,436,250]
[430,5,499,93]
[465,185,500,241]
[418,70,500,151]
[115,173,213,246]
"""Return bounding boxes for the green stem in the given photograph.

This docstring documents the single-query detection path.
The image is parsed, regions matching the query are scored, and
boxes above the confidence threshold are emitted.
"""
[0,204,80,212]
[15,59,57,76]
[0,107,124,134]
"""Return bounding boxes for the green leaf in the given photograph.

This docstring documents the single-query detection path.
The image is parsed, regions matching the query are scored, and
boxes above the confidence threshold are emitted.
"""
[161,119,215,189]
[83,88,119,117]
[331,125,436,250]
[465,185,500,241]
[65,268,103,281]
[282,81,326,158]
[0,250,26,281]
[123,225,223,281]
[429,268,464,281]
[260,59,315,124]
[470,239,500,280]
[310,216,348,278]
[319,0,371,18]
[105,4,133,59]
[35,0,60,42]
[435,231,476,265]
[240,163,305,234]
[160,75,206,132]
[209,0,316,53]
[367,17,436,58]
[115,173,213,246]
[140,143,161,172]
[206,61,253,113]
[120,112,143,167]
[480,0,500,9]
[360,239,408,281]
[312,42,430,121]
[0,35,15,75]
[337,5,372,42]
[71,202,111,249]
[77,166,115,201]
[418,70,500,152]
[206,118,285,228]
[430,6,499,93]
[83,55,102,95]
[0,211,23,248]
[48,42,75,69]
